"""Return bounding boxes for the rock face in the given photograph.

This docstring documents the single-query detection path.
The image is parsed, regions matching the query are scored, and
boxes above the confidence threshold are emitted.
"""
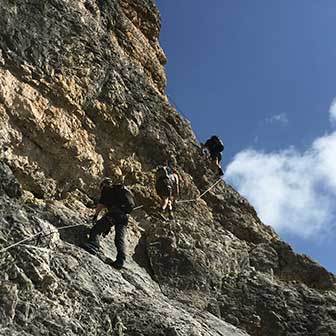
[0,1,335,335]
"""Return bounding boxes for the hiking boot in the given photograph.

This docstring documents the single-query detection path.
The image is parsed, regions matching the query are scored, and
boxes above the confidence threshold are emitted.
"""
[111,260,124,270]
[83,241,100,255]
[168,211,174,220]
[156,207,168,221]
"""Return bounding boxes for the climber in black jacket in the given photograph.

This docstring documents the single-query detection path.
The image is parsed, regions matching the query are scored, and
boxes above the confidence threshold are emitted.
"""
[84,177,135,269]
[202,135,224,176]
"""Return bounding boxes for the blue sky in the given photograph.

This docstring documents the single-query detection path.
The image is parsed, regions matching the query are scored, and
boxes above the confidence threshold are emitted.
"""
[156,0,336,273]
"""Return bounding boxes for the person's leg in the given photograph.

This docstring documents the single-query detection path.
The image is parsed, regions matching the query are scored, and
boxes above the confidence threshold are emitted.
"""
[217,152,222,164]
[113,213,128,267]
[211,152,220,168]
[216,153,224,176]
[156,180,171,211]
[171,178,178,208]
[210,152,222,174]
[167,199,174,219]
[161,197,169,211]
[171,195,176,208]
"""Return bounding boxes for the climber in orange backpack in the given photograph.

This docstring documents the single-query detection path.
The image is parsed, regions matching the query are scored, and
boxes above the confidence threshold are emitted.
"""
[202,135,224,176]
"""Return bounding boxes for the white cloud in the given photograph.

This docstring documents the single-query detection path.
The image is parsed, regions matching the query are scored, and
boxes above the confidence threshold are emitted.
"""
[313,132,336,190]
[225,132,336,239]
[329,98,336,125]
[265,113,288,125]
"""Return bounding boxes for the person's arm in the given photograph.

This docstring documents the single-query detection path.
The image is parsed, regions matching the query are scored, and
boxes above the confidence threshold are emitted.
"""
[92,203,106,223]
[94,187,109,219]
[204,139,211,148]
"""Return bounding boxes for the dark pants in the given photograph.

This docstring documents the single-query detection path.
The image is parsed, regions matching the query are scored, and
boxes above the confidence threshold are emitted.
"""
[209,151,222,163]
[89,211,128,264]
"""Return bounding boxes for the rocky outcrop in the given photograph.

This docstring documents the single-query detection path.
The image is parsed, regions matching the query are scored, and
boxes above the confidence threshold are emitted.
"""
[0,162,248,335]
[0,1,335,335]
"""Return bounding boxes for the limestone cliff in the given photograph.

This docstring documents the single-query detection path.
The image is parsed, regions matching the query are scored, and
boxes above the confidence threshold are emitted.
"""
[0,1,335,335]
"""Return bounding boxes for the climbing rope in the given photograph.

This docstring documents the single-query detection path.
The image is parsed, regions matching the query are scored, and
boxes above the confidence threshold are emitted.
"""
[167,93,191,121]
[0,223,83,254]
[0,178,223,254]
[133,178,223,207]
[198,178,222,198]
[176,177,223,204]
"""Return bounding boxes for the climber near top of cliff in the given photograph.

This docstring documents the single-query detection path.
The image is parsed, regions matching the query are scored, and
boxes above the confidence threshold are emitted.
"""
[201,135,224,176]
[155,157,180,220]
[83,176,135,269]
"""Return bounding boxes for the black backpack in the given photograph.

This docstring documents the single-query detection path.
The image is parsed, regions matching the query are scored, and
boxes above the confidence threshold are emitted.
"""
[207,136,224,153]
[155,166,175,187]
[156,166,169,180]
[104,185,135,214]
